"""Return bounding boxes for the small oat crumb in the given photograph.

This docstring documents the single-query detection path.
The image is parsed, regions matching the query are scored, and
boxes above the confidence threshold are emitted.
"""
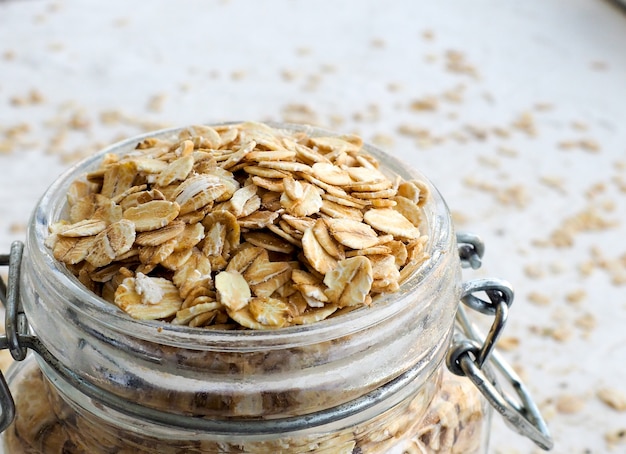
[113,17,129,27]
[578,260,595,277]
[496,146,518,157]
[450,211,469,226]
[147,93,167,113]
[565,289,587,304]
[465,124,488,141]
[612,175,626,193]
[409,96,438,112]
[301,73,322,92]
[280,69,298,82]
[496,184,529,208]
[68,111,91,130]
[496,336,520,351]
[3,50,16,61]
[477,155,499,168]
[387,82,403,92]
[371,133,395,149]
[231,70,247,81]
[550,324,573,342]
[398,124,431,139]
[100,109,123,125]
[605,428,626,445]
[491,129,510,141]
[423,53,438,64]
[534,102,554,112]
[444,49,479,78]
[295,47,311,56]
[370,38,386,48]
[29,89,45,104]
[441,84,466,104]
[539,175,566,194]
[574,313,596,332]
[47,2,62,12]
[511,111,537,137]
[580,138,601,153]
[527,291,550,305]
[538,398,557,422]
[352,104,380,123]
[590,60,609,71]
[462,176,496,193]
[555,394,586,414]
[482,91,495,104]
[421,29,435,41]
[281,103,318,125]
[571,120,589,131]
[0,140,12,154]
[9,223,26,234]
[557,140,577,151]
[327,114,345,128]
[47,42,65,52]
[548,261,566,274]
[597,387,626,412]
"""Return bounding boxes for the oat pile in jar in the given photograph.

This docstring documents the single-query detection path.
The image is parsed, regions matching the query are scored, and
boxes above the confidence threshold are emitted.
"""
[0,122,553,453]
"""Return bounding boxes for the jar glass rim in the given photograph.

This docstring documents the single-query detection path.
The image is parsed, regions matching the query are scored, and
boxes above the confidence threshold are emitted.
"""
[27,122,455,349]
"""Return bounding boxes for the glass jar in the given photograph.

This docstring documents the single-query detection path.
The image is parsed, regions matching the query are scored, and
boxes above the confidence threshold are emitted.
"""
[0,123,550,453]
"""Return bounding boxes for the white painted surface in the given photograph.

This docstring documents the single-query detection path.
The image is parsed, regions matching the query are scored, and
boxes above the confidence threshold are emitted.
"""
[1,1,626,452]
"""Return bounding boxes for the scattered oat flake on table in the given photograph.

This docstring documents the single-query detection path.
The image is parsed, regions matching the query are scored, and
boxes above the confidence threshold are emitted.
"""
[597,387,626,412]
[555,394,586,414]
[605,428,626,445]
[528,292,552,306]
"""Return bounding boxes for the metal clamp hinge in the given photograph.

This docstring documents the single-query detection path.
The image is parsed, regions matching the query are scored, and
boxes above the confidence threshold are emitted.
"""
[456,232,485,270]
[0,241,27,433]
[449,233,554,450]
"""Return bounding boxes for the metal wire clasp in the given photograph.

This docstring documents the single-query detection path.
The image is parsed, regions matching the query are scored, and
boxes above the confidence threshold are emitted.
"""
[0,241,27,432]
[448,233,554,450]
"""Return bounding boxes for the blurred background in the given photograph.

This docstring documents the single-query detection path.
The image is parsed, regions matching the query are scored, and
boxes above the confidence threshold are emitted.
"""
[1,0,625,452]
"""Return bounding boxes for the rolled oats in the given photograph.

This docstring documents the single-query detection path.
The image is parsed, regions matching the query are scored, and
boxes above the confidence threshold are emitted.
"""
[123,200,180,232]
[47,122,431,329]
[215,270,251,311]
[364,208,421,239]
[85,219,136,268]
[114,275,182,320]
[55,219,107,237]
[326,218,380,250]
[135,220,186,246]
[249,296,294,327]
[324,256,373,307]
[302,227,339,275]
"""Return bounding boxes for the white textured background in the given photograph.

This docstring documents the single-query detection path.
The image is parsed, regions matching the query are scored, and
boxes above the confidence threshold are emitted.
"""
[1,1,626,453]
